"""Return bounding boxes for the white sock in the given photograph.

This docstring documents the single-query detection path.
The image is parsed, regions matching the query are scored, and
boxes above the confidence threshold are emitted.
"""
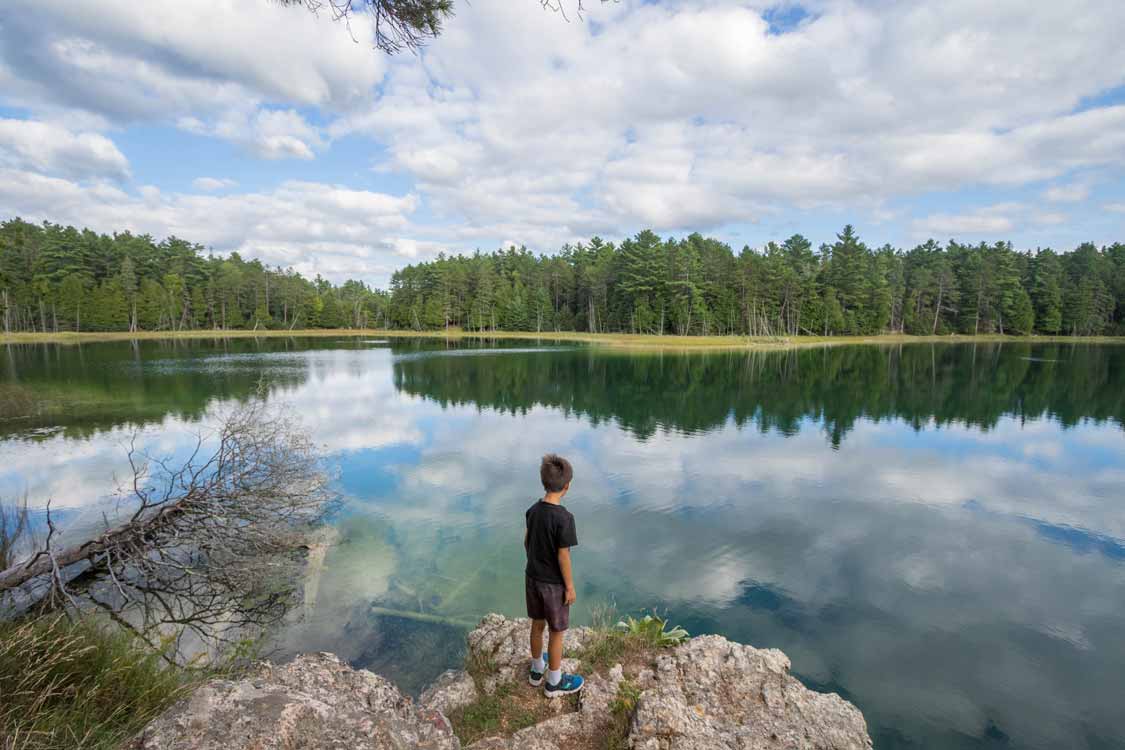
[547,668,562,686]
[532,655,546,673]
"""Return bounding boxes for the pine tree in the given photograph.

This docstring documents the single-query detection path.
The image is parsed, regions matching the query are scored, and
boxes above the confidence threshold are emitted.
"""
[1030,249,1063,334]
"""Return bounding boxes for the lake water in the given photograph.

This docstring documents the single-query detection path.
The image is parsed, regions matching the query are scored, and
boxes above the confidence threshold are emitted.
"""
[2,338,1123,749]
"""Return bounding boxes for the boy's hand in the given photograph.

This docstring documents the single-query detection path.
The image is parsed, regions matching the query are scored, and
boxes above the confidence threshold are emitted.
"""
[565,586,577,605]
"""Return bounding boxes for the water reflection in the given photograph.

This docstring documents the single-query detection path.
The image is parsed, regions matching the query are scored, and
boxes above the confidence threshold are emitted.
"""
[396,342,1125,444]
[1,340,1124,749]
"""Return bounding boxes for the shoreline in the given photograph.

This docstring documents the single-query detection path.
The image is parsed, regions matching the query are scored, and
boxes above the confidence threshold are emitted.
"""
[1,328,1123,351]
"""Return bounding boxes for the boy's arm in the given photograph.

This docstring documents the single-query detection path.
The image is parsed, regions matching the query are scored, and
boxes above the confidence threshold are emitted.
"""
[558,547,576,605]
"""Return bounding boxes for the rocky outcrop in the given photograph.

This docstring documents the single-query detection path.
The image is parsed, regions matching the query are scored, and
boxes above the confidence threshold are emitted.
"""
[631,635,871,750]
[131,652,457,750]
[459,614,871,750]
[135,614,871,750]
[419,669,480,717]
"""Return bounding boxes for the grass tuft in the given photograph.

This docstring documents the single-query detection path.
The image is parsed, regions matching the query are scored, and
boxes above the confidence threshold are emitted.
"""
[446,681,549,746]
[0,615,209,750]
[606,679,641,750]
[450,644,578,746]
[576,611,689,676]
[0,383,54,422]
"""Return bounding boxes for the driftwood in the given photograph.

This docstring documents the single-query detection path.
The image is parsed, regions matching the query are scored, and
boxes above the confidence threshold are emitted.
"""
[0,394,335,659]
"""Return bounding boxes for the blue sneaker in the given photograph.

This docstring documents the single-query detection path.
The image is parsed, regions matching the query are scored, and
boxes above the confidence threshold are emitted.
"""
[528,653,548,686]
[543,672,584,698]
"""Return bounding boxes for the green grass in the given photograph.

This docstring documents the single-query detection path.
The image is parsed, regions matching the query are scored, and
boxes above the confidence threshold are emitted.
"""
[0,383,59,422]
[606,679,641,750]
[575,612,689,675]
[445,610,690,748]
[449,640,578,746]
[575,629,647,675]
[4,328,1122,350]
[446,681,547,746]
[0,615,209,750]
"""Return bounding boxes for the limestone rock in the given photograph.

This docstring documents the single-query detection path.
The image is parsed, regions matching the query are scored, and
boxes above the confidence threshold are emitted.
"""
[461,616,621,750]
[421,669,480,716]
[629,635,872,750]
[131,652,458,750]
[467,613,590,694]
[136,615,871,750]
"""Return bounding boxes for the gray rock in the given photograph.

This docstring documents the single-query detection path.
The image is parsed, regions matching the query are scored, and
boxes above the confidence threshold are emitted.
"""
[466,614,590,694]
[421,669,480,716]
[136,616,871,750]
[131,652,458,750]
[629,635,872,750]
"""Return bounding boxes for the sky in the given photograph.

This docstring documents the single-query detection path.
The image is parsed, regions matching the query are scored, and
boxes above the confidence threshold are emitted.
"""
[1,0,1124,286]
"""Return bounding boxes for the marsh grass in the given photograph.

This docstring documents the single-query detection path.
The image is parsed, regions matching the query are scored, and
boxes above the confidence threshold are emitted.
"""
[0,383,51,422]
[0,615,209,750]
[5,328,1114,351]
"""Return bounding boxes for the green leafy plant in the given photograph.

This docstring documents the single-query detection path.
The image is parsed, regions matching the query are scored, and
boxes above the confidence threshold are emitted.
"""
[615,613,689,648]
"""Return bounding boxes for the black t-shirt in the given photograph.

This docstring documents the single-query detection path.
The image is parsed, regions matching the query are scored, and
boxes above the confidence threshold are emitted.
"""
[524,500,578,584]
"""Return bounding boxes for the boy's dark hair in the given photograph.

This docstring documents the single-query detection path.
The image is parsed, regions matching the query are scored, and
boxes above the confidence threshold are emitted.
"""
[540,454,573,493]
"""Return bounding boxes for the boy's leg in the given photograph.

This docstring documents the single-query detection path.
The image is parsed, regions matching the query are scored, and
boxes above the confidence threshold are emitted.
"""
[530,619,547,660]
[547,628,565,671]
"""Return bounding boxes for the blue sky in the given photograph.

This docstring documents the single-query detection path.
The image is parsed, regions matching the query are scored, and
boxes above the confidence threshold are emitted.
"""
[1,0,1124,285]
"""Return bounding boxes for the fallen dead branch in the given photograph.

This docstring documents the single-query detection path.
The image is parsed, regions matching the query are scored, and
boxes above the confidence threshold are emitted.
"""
[0,394,336,660]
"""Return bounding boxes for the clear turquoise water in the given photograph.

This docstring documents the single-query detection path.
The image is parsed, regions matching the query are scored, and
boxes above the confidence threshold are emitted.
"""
[2,339,1123,749]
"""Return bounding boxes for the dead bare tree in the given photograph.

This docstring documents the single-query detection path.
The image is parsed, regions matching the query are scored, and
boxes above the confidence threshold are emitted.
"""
[0,396,336,662]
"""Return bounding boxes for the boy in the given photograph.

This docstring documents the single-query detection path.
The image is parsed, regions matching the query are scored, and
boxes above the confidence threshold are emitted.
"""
[524,454,584,697]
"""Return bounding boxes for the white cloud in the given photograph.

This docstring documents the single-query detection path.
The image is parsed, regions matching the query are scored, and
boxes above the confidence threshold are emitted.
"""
[3,0,1125,252]
[1105,202,1125,214]
[181,108,325,160]
[192,176,237,191]
[0,118,129,180]
[326,0,1125,242]
[1,0,385,119]
[912,204,1018,236]
[1031,212,1068,227]
[0,0,383,170]
[1043,182,1091,202]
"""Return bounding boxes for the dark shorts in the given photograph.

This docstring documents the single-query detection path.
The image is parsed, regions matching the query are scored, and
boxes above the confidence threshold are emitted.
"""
[525,575,570,632]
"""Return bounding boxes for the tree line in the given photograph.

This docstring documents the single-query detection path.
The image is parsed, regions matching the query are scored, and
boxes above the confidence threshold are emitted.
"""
[2,218,1123,337]
[0,219,388,334]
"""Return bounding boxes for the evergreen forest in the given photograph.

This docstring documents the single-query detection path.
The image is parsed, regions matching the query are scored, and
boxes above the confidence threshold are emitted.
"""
[2,218,1123,337]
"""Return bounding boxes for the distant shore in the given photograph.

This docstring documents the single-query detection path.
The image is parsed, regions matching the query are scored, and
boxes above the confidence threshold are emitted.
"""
[3,328,1124,350]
